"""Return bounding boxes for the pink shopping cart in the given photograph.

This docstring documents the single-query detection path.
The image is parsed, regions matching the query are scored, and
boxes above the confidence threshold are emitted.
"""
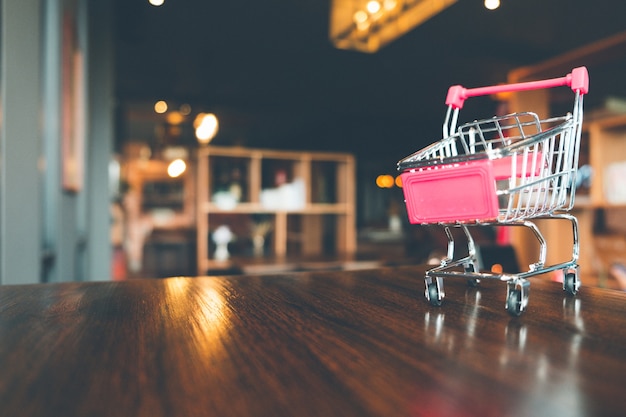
[398,67,589,316]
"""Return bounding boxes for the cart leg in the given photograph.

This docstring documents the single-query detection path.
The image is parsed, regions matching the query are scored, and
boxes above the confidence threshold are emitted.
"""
[530,214,581,295]
[441,226,455,266]
[561,213,581,296]
[461,225,480,286]
[564,213,580,264]
[522,220,547,272]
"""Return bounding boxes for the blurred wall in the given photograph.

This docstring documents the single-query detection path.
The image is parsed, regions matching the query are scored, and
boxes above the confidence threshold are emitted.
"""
[0,0,114,284]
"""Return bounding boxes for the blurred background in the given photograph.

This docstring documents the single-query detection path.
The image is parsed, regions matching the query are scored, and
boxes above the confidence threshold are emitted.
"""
[2,0,626,285]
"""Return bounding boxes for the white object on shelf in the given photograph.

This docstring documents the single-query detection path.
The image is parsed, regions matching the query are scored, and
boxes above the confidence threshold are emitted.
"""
[213,191,238,210]
[213,225,233,261]
[604,161,626,204]
[260,178,306,210]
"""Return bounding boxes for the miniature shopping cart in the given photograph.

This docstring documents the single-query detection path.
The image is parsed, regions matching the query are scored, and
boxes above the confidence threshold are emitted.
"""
[398,67,589,316]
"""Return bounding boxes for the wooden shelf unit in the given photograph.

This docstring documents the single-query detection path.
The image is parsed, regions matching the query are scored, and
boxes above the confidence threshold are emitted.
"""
[506,32,626,285]
[586,113,626,207]
[196,146,356,274]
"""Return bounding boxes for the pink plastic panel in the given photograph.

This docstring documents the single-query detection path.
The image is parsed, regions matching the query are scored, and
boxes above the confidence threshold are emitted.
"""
[401,160,499,224]
[492,152,543,180]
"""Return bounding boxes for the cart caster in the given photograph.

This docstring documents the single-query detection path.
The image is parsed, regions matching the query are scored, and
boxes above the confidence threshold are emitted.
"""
[506,279,530,317]
[427,283,442,306]
[425,277,444,307]
[506,289,523,316]
[464,263,480,287]
[563,270,580,295]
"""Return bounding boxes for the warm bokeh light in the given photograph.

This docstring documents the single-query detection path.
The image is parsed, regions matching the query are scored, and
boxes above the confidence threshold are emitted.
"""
[353,10,368,24]
[154,100,168,114]
[166,111,185,125]
[149,0,165,6]
[493,90,513,101]
[195,113,219,144]
[491,263,504,274]
[484,0,500,10]
[376,174,395,188]
[366,1,381,14]
[395,175,403,188]
[383,0,398,11]
[167,158,186,178]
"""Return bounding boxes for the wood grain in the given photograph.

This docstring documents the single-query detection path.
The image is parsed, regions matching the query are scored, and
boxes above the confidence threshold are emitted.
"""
[1,266,626,417]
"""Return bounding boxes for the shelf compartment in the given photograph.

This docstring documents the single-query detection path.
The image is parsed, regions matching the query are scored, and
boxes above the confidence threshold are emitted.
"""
[196,146,356,274]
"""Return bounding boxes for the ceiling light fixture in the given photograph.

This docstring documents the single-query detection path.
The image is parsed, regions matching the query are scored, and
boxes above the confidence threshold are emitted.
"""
[330,0,457,53]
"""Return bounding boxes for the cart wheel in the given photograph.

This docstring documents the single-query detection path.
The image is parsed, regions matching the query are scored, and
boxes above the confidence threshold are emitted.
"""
[427,283,442,307]
[506,289,523,317]
[564,272,579,295]
[464,263,480,287]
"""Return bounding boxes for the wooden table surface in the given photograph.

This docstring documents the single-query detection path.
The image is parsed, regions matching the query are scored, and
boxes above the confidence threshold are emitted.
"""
[1,265,626,417]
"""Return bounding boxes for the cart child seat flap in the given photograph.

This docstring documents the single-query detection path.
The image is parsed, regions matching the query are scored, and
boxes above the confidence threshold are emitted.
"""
[401,159,499,224]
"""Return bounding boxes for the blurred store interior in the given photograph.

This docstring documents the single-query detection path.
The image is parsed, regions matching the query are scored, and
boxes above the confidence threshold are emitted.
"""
[2,0,626,288]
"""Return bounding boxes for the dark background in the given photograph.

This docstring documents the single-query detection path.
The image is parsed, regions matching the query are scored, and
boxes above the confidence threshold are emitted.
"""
[107,0,626,275]
[113,0,626,162]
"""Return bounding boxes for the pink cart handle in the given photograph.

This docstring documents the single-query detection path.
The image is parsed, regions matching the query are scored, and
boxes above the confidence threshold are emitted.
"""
[445,66,589,109]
